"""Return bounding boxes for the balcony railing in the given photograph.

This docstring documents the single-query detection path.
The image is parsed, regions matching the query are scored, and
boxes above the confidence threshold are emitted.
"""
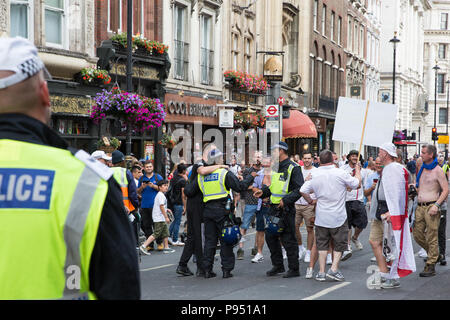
[318,95,337,114]
[174,40,189,81]
[200,47,214,86]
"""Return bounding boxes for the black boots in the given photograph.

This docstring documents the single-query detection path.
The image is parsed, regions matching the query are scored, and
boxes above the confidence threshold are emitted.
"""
[176,265,193,276]
[266,266,285,276]
[223,270,233,278]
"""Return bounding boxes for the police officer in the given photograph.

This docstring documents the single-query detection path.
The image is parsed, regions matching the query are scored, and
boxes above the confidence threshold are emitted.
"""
[254,142,304,278]
[0,37,140,299]
[184,148,257,278]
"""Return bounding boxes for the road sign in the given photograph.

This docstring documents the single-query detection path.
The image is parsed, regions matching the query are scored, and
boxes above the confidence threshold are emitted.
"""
[277,97,285,106]
[266,120,279,132]
[265,105,279,118]
[438,135,449,144]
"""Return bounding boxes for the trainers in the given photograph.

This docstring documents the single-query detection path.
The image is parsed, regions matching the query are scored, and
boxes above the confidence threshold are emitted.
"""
[304,250,311,263]
[173,241,185,246]
[237,248,244,260]
[315,272,326,282]
[163,248,176,254]
[351,237,363,250]
[370,256,377,262]
[140,245,151,256]
[168,237,174,245]
[251,253,264,263]
[305,267,314,279]
[381,279,400,289]
[341,250,352,261]
[326,253,333,265]
[326,269,345,282]
[419,264,436,277]
[282,248,287,260]
[157,243,164,251]
[298,246,306,261]
[418,248,428,258]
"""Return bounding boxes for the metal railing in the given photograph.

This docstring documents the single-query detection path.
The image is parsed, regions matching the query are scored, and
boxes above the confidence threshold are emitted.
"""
[200,47,214,85]
[174,40,189,81]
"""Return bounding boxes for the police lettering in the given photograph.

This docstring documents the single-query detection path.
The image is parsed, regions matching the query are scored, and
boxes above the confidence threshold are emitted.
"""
[204,173,219,182]
[0,169,55,209]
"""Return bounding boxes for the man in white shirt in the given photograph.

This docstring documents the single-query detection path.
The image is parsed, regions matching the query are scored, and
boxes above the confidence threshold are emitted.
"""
[300,150,361,282]
[294,152,317,263]
[340,150,367,260]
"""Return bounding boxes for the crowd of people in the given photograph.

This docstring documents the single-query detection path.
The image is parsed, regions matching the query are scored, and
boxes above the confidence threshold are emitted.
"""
[89,139,450,287]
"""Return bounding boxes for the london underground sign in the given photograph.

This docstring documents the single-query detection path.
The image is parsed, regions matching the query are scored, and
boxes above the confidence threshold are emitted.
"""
[265,105,279,118]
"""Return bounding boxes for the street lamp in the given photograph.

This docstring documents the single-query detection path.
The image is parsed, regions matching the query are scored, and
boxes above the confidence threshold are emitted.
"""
[126,0,133,156]
[433,63,440,146]
[446,79,450,160]
[389,32,400,105]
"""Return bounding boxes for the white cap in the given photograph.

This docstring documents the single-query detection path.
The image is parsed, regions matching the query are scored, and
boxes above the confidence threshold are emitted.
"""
[380,142,398,158]
[0,37,52,89]
[91,150,112,161]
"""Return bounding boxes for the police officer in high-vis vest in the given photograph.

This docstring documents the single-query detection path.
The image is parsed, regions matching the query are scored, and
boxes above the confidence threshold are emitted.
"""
[0,37,140,299]
[184,149,257,279]
[254,142,304,278]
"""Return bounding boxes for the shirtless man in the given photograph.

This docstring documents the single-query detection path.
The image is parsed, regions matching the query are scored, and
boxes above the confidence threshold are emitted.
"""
[413,144,449,277]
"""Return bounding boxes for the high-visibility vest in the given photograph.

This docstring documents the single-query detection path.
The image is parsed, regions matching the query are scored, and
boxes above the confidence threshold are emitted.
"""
[0,139,109,300]
[269,163,297,204]
[198,168,230,203]
[112,167,135,212]
[443,163,449,174]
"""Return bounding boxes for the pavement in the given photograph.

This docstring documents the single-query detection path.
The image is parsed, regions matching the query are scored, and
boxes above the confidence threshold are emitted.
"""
[138,216,450,300]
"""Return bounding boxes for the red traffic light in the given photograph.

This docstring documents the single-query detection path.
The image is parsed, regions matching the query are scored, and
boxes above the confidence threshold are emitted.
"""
[432,127,437,133]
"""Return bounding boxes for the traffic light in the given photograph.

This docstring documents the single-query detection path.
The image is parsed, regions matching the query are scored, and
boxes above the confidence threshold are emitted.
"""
[432,127,438,141]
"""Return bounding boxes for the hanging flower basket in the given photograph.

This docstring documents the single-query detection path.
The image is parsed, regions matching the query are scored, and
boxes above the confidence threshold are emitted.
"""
[96,136,121,153]
[110,33,169,57]
[75,66,111,86]
[234,111,266,130]
[159,133,176,149]
[224,70,270,95]
[89,87,166,132]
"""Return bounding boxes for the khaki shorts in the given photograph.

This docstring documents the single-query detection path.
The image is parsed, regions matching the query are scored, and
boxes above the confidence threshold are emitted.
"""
[369,219,384,243]
[295,204,315,228]
[315,220,349,252]
[152,221,169,239]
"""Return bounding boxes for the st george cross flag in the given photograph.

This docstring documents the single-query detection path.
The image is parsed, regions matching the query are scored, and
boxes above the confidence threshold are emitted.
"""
[383,162,416,279]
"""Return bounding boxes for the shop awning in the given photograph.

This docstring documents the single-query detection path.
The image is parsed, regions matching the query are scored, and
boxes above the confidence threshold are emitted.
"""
[283,110,318,139]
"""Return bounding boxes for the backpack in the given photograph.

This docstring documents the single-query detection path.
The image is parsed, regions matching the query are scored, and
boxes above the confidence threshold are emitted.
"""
[166,177,178,211]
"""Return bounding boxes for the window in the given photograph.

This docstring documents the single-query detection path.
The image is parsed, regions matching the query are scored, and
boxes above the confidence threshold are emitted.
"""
[360,27,364,56]
[45,0,65,46]
[438,74,445,94]
[10,0,32,39]
[200,14,214,85]
[174,4,189,81]
[313,0,318,31]
[322,4,326,35]
[244,38,251,73]
[108,0,122,33]
[330,11,335,41]
[441,13,448,30]
[232,33,239,70]
[348,18,352,50]
[439,44,446,59]
[354,23,358,53]
[337,16,342,45]
[439,108,448,124]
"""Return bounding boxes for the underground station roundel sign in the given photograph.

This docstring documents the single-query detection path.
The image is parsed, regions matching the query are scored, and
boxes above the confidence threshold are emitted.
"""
[265,105,279,118]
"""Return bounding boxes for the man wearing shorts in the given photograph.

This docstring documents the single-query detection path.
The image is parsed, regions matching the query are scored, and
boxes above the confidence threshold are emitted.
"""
[294,152,317,262]
[300,150,361,282]
[341,150,368,260]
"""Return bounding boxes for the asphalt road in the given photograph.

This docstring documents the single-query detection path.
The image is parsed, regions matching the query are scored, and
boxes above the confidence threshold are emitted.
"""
[138,215,450,300]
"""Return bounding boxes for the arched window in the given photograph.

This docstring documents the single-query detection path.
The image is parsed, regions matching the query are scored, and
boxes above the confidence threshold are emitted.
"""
[322,46,327,96]
[331,51,336,99]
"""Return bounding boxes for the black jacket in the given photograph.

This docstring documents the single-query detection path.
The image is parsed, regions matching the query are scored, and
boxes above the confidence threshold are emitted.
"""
[0,113,140,299]
[261,158,304,207]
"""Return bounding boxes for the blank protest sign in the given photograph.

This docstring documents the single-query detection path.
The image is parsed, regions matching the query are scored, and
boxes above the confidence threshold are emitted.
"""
[332,97,398,148]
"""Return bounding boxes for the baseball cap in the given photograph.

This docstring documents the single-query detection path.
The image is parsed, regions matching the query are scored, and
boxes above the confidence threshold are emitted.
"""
[91,150,112,161]
[379,143,398,158]
[271,141,289,151]
[0,37,52,89]
[112,150,125,164]
[208,149,223,160]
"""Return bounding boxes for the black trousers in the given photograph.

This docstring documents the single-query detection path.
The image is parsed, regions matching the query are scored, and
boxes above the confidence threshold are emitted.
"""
[265,205,299,271]
[439,210,447,255]
[179,201,204,271]
[203,206,235,272]
[141,207,162,245]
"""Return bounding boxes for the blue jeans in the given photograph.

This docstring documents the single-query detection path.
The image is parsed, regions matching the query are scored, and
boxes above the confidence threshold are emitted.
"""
[169,205,184,242]
[241,204,258,230]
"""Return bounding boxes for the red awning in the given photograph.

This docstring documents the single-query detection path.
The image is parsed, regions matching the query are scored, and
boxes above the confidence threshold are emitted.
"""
[283,110,318,139]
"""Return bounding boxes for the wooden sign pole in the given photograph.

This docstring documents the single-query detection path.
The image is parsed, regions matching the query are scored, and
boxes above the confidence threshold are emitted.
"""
[357,100,371,162]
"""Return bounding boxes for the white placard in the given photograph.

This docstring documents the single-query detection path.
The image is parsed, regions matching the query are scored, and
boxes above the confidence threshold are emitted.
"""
[219,109,234,128]
[332,97,398,148]
[266,120,279,133]
[265,105,279,118]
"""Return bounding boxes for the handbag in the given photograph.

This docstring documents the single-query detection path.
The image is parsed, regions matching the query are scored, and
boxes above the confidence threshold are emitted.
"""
[375,175,388,221]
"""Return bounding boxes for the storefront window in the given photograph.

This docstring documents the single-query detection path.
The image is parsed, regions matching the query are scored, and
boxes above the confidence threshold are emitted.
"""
[57,118,89,135]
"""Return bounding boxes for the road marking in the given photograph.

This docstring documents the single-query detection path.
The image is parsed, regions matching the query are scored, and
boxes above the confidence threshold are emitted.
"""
[302,282,351,300]
[140,264,175,272]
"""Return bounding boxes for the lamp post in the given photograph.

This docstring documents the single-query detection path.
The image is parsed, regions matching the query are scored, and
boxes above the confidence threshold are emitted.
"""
[433,63,440,146]
[446,79,450,160]
[389,32,400,105]
[126,0,133,156]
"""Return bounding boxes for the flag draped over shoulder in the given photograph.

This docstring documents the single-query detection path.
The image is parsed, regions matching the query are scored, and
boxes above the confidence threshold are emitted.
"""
[383,162,416,278]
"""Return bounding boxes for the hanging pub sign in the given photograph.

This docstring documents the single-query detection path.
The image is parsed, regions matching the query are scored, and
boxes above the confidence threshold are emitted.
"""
[263,54,283,82]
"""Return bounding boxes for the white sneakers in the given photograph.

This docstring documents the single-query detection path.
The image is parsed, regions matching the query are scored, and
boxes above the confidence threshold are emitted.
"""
[304,250,311,263]
[173,241,185,246]
[351,237,363,250]
[341,250,352,261]
[305,267,314,279]
[251,253,264,263]
[326,253,333,265]
[168,237,174,245]
[418,248,428,258]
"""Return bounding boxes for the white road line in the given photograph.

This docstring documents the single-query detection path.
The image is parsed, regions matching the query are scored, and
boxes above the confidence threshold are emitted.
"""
[140,264,175,272]
[302,282,351,300]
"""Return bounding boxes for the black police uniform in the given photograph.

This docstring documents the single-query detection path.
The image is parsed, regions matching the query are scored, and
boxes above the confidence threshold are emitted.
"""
[261,158,304,276]
[184,167,254,277]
